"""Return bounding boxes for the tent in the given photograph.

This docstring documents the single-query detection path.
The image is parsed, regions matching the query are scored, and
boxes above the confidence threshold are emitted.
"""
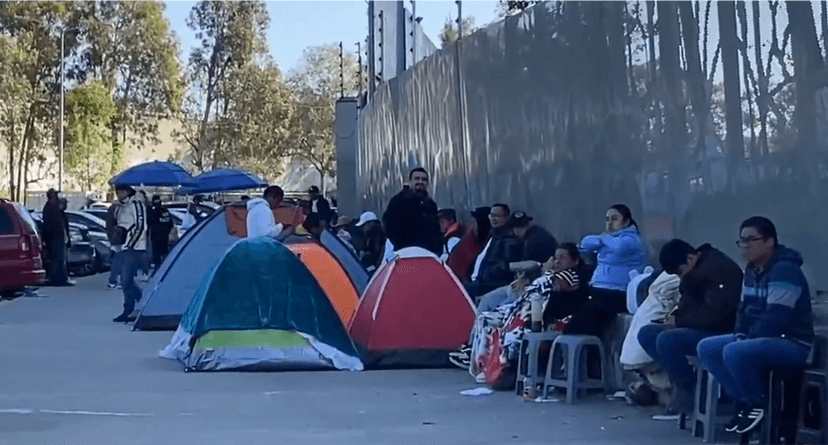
[159,237,363,372]
[135,204,365,330]
[348,247,476,368]
[286,241,359,326]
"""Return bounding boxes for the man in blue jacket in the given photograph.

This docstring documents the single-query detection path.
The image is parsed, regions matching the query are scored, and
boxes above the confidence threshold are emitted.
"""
[697,216,814,435]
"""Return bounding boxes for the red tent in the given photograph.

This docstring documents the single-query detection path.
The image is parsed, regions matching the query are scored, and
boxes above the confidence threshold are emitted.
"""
[348,247,476,368]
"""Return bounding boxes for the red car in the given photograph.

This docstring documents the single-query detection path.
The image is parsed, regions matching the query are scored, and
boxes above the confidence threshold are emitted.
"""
[0,199,45,297]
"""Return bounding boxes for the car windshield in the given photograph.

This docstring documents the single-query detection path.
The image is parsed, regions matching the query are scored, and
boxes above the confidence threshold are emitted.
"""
[14,203,39,235]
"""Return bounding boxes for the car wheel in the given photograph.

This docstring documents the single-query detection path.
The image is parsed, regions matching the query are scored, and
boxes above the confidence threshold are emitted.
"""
[0,289,20,300]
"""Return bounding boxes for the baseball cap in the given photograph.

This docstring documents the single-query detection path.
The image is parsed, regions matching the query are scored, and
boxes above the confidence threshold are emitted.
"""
[470,206,491,219]
[508,211,534,228]
[355,211,379,227]
[308,185,320,194]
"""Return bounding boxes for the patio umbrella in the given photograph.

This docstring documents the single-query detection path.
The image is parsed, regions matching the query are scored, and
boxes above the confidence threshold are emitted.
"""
[109,161,197,188]
[183,168,268,194]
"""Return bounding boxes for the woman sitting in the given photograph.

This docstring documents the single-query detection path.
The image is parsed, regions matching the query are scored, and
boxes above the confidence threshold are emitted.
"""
[565,204,646,337]
[542,243,593,328]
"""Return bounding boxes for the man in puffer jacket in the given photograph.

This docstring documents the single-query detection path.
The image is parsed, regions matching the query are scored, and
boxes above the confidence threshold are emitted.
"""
[697,217,814,435]
[637,239,743,416]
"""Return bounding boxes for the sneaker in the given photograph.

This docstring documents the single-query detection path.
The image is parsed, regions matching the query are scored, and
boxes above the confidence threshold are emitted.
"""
[107,283,117,289]
[735,407,764,434]
[724,411,742,432]
[112,313,136,323]
[449,350,471,370]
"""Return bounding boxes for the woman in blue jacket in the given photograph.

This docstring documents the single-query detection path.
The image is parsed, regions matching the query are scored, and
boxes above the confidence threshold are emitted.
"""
[564,204,646,337]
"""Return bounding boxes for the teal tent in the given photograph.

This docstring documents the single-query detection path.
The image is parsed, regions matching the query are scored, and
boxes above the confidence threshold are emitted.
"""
[159,237,363,372]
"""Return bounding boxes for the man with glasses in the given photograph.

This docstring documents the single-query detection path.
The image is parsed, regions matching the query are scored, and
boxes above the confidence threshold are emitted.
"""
[697,216,814,435]
[463,204,522,300]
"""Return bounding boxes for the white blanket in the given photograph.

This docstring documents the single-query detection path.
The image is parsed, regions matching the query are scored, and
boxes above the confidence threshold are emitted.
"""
[620,271,681,369]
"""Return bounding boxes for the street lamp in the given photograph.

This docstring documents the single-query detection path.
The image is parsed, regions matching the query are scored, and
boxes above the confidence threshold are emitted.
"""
[59,26,81,192]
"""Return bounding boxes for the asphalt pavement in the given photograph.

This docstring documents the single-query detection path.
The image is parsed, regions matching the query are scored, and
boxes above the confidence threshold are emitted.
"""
[0,273,701,445]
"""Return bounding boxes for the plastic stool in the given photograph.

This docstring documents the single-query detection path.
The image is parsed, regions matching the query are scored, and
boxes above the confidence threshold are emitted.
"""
[797,369,828,445]
[543,335,607,403]
[689,358,734,443]
[515,331,559,396]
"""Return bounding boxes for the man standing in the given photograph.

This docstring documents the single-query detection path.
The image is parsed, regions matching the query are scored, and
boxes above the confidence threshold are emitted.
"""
[308,186,332,225]
[382,167,442,256]
[509,212,558,264]
[112,185,148,323]
[697,217,814,434]
[246,185,284,239]
[42,189,72,286]
[148,195,174,267]
[637,239,743,416]
[437,208,464,261]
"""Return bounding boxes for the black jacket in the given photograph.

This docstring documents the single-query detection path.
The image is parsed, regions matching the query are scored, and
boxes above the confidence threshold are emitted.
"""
[673,244,743,333]
[382,188,442,255]
[148,204,174,243]
[42,201,66,246]
[310,196,332,221]
[476,227,523,292]
[521,225,558,264]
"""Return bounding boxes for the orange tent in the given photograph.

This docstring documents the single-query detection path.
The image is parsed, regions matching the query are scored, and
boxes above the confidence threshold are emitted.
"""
[286,242,360,326]
[225,203,305,237]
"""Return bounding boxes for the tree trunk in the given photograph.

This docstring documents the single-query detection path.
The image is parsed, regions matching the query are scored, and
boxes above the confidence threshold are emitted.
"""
[16,110,34,202]
[8,107,16,201]
[678,1,707,154]
[753,1,769,158]
[787,0,825,196]
[718,1,744,191]
[646,1,657,85]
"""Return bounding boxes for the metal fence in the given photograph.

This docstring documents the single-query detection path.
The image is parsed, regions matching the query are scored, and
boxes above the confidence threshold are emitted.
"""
[357,3,828,291]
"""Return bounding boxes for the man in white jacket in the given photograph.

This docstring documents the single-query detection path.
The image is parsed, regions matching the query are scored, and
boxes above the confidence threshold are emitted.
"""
[113,185,148,323]
[246,185,284,239]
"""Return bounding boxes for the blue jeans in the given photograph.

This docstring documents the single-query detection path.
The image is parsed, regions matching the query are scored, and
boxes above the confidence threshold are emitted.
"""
[696,334,810,406]
[48,241,68,284]
[120,249,143,314]
[477,285,519,312]
[108,250,122,285]
[638,324,716,390]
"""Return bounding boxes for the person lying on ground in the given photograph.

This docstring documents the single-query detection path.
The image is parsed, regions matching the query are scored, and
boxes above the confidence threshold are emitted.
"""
[697,216,814,435]
[564,203,646,337]
[637,239,743,417]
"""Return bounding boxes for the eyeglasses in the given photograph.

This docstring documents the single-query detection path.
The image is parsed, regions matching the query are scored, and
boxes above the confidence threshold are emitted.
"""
[489,213,507,218]
[736,236,766,248]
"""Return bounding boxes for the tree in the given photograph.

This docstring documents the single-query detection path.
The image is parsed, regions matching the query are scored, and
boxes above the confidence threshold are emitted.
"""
[438,16,476,46]
[65,82,117,192]
[180,0,270,172]
[496,1,540,17]
[285,44,360,191]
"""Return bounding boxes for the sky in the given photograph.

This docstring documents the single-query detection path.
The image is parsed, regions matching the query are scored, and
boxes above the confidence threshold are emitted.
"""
[163,0,500,74]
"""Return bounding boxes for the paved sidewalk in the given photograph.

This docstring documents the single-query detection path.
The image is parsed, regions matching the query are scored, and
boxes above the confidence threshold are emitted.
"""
[0,274,697,445]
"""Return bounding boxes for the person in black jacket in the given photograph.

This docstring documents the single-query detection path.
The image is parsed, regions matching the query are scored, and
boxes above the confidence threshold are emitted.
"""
[308,186,332,226]
[509,212,558,264]
[464,204,523,299]
[148,195,174,267]
[382,167,442,255]
[42,189,72,286]
[637,239,743,415]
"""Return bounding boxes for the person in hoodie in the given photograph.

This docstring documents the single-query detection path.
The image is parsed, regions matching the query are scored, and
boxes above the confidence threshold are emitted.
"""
[112,185,148,323]
[437,208,464,261]
[565,204,646,337]
[509,211,558,264]
[246,186,284,239]
[697,217,814,435]
[637,239,743,416]
[382,167,442,256]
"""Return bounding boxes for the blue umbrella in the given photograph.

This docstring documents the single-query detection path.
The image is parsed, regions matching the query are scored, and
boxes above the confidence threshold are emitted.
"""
[183,168,268,194]
[109,161,197,188]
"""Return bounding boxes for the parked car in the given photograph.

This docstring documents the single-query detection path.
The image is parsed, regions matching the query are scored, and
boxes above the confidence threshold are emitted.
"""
[30,215,107,276]
[83,208,109,221]
[0,199,46,297]
[65,210,107,233]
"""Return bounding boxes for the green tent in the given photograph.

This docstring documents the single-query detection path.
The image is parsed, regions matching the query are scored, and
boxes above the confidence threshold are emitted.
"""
[159,237,363,372]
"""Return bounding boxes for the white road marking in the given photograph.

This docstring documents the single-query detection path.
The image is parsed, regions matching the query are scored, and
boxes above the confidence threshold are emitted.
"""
[263,391,282,395]
[0,409,34,414]
[39,409,154,417]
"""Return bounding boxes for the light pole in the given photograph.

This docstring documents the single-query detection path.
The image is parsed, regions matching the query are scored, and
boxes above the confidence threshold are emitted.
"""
[59,27,80,192]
